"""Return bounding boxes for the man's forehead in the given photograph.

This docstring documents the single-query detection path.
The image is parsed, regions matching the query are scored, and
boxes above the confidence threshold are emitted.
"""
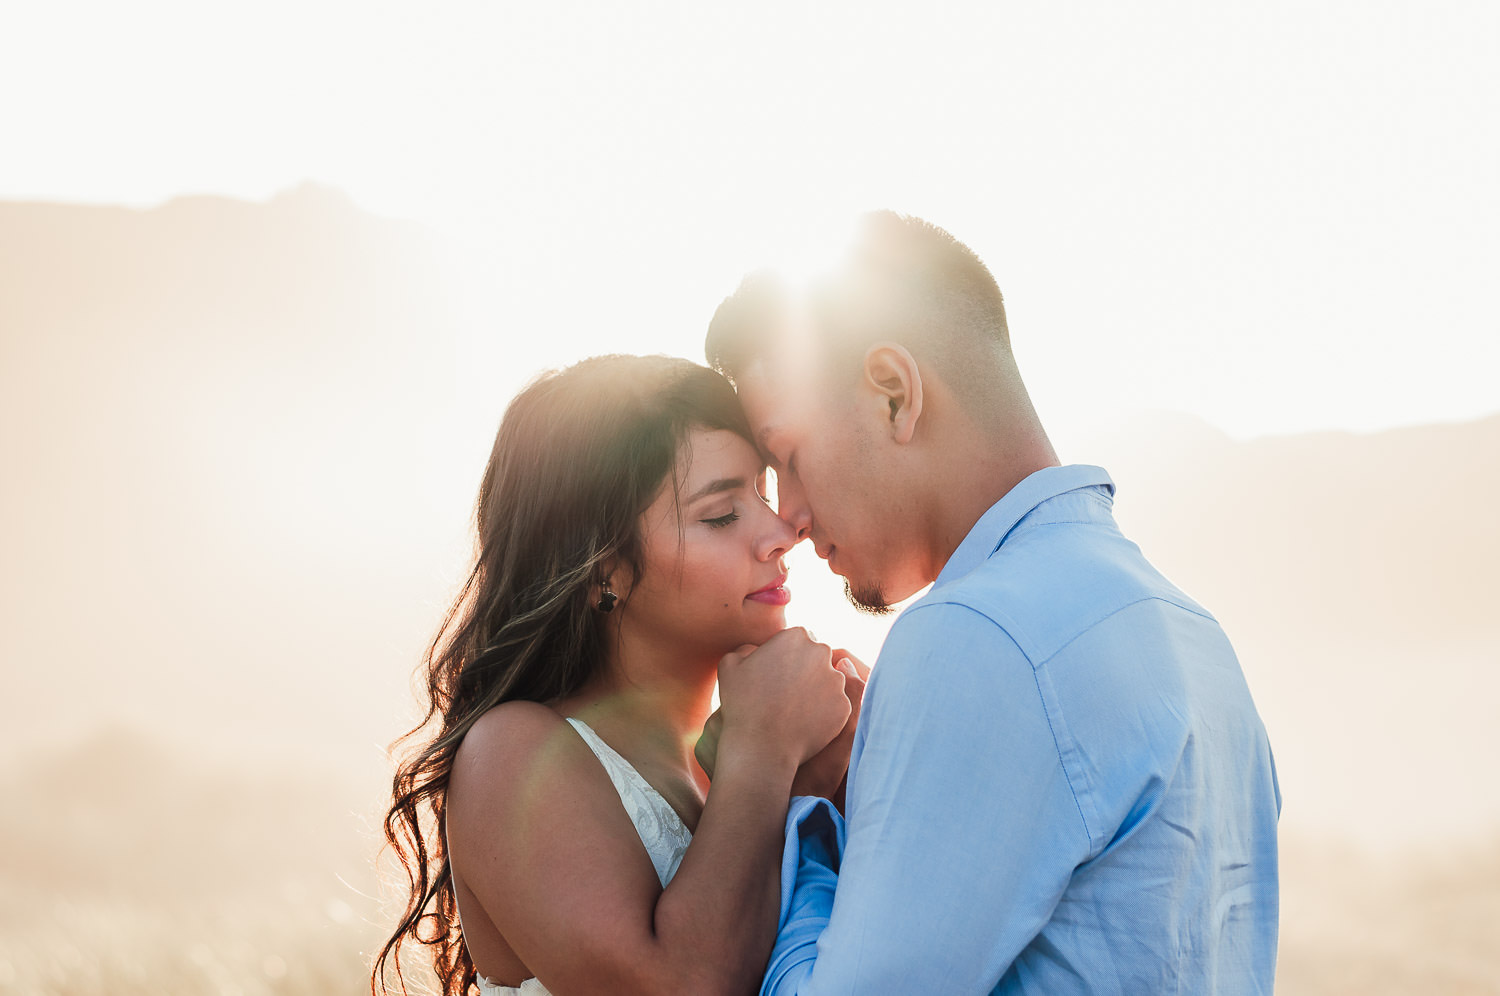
[737,355,804,415]
[731,359,804,452]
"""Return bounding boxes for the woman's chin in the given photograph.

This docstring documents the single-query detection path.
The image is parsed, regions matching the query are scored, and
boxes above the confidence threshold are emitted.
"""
[740,610,789,647]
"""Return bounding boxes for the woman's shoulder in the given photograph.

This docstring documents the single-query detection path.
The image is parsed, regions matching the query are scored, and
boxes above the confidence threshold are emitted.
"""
[464,698,568,745]
[446,700,660,891]
[452,700,587,792]
[448,701,619,853]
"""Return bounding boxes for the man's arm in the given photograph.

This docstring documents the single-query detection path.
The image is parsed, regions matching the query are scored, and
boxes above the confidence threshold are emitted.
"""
[763,602,1096,995]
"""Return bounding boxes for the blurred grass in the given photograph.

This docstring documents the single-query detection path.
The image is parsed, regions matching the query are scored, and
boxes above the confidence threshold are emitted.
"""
[1276,836,1500,995]
[0,889,379,995]
[2,728,1497,995]
[0,727,427,996]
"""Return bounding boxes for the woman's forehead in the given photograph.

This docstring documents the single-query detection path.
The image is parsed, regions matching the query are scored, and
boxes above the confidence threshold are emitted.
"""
[637,428,763,535]
[675,427,761,487]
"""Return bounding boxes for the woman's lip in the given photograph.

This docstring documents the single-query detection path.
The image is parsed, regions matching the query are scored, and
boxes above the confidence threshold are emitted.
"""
[747,585,791,606]
[746,575,790,605]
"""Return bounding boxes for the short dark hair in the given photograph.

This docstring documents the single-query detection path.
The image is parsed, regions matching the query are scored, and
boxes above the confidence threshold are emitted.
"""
[704,269,792,389]
[706,211,1010,389]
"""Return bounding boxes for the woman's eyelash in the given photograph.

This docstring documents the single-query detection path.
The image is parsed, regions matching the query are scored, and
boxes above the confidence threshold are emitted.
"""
[703,511,741,529]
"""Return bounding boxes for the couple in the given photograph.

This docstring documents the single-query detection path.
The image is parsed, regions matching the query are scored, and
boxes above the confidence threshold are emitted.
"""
[375,213,1281,995]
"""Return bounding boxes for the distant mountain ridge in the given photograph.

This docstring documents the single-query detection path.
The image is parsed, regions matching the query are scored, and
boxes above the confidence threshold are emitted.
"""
[1077,409,1500,642]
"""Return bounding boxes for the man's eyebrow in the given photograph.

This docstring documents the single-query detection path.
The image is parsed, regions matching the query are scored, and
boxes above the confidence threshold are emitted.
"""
[684,477,746,504]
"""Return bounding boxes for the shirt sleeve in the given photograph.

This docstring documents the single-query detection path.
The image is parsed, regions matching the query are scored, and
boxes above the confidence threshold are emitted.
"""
[763,795,846,990]
[762,601,1095,995]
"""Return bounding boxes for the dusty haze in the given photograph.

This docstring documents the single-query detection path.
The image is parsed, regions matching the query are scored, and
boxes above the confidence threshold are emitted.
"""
[1,190,1496,994]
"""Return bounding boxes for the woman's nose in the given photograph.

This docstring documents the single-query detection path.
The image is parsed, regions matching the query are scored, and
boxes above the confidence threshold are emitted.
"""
[777,476,812,542]
[757,503,799,560]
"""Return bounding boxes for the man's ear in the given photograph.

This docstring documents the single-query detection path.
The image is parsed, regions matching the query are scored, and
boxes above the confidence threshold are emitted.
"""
[862,342,924,445]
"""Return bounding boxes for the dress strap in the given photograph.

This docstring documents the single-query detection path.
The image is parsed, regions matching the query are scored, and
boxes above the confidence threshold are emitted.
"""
[565,718,654,795]
[564,718,692,886]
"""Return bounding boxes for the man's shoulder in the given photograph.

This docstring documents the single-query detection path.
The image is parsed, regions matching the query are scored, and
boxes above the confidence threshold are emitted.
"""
[870,599,1032,702]
[922,516,1218,665]
[883,597,1021,661]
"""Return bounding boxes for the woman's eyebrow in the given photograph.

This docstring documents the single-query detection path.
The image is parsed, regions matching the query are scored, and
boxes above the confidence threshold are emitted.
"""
[684,477,746,504]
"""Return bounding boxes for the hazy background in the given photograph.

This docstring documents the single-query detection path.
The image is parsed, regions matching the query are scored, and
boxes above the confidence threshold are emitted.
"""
[2,2,1497,993]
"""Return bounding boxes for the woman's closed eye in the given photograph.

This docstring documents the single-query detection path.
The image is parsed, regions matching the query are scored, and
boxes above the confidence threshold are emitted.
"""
[702,511,741,529]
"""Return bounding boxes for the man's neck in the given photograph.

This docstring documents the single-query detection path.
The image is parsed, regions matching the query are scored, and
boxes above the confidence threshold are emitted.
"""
[924,428,1059,582]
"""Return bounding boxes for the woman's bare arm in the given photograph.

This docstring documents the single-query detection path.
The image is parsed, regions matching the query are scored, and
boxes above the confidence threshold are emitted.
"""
[447,632,849,996]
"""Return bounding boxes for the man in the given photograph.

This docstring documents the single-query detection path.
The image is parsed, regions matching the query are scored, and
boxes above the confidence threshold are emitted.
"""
[705,213,1280,994]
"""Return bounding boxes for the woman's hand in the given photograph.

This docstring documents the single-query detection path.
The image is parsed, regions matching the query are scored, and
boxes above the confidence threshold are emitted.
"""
[789,650,869,808]
[709,628,851,779]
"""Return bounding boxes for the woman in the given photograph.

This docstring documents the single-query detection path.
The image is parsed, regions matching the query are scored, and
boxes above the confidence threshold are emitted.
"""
[375,355,858,996]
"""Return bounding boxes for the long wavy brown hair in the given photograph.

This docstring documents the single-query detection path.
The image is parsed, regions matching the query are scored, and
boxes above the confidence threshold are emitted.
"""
[373,354,753,995]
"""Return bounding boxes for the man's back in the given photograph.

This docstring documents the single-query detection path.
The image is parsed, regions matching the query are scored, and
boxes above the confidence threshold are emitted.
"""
[765,466,1279,995]
[949,473,1280,992]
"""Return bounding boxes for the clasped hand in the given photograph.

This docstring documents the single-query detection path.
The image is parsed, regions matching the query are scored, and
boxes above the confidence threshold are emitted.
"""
[695,627,870,809]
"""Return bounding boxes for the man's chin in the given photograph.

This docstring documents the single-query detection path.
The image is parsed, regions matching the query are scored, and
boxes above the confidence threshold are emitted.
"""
[843,579,895,617]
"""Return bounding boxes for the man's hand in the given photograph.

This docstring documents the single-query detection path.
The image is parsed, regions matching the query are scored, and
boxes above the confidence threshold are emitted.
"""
[790,650,869,809]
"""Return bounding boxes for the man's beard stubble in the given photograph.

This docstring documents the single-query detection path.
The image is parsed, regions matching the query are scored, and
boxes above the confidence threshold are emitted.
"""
[844,578,895,616]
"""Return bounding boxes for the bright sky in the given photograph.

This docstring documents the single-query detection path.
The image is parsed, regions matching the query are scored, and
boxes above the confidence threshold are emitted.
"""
[4,0,1497,442]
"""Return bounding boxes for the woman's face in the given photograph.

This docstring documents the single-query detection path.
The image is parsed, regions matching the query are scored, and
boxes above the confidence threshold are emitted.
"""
[622,428,797,659]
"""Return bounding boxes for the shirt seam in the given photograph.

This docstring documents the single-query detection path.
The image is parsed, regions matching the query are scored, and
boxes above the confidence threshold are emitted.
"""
[1047,596,1218,667]
[921,592,1218,668]
[896,601,1096,847]
[903,594,1220,854]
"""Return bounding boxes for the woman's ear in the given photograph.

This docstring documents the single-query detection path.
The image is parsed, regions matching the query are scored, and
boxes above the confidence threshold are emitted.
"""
[862,343,924,444]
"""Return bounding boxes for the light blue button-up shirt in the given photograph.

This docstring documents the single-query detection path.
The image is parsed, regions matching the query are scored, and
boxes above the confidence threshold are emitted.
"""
[764,465,1280,995]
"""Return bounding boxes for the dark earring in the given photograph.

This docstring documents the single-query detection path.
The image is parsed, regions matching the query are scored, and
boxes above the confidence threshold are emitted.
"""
[597,579,618,613]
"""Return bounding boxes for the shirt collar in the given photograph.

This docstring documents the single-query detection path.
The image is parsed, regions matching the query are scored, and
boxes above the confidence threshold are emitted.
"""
[934,464,1115,587]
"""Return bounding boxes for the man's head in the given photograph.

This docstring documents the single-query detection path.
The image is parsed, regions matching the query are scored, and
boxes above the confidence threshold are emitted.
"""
[706,211,1052,612]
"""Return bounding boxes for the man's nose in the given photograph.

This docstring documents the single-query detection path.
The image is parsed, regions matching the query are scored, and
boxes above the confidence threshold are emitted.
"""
[777,475,812,541]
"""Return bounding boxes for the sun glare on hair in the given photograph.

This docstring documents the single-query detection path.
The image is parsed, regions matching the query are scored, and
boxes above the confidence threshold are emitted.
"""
[760,215,862,299]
